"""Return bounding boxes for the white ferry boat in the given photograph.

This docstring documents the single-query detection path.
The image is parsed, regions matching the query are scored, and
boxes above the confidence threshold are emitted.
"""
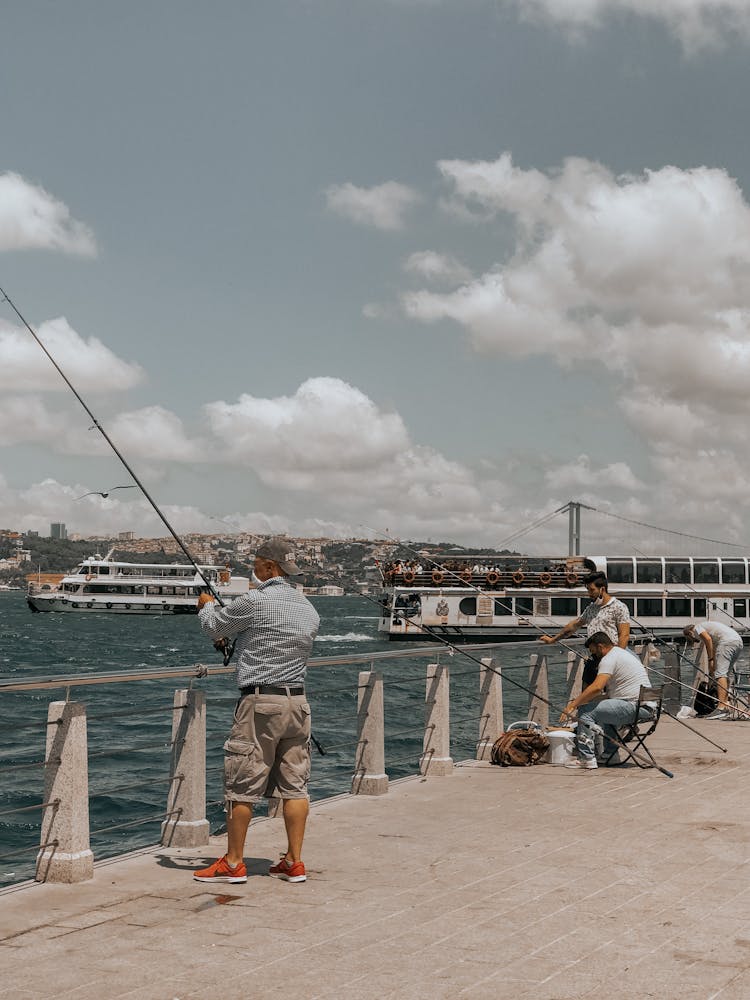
[26,551,250,614]
[378,554,750,641]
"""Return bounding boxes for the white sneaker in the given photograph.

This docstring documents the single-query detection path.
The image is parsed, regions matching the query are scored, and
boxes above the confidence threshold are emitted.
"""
[704,709,730,720]
[564,757,598,770]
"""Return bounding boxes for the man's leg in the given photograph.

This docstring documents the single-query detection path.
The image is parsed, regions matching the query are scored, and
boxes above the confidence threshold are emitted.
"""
[226,802,253,867]
[581,700,642,759]
[281,797,309,864]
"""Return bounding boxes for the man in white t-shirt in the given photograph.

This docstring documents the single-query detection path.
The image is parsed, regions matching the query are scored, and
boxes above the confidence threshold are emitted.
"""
[683,620,744,720]
[560,631,654,770]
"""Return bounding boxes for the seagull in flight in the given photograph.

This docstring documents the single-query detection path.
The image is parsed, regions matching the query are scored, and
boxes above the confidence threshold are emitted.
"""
[75,485,138,500]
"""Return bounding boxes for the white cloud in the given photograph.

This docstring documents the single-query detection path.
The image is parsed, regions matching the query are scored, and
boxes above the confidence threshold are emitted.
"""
[205,376,409,477]
[0,172,97,254]
[403,251,472,285]
[545,454,644,492]
[0,316,144,392]
[325,181,420,230]
[108,406,202,462]
[501,0,750,51]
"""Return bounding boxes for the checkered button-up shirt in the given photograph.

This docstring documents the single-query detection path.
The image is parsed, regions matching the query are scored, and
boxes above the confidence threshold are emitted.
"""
[198,577,320,687]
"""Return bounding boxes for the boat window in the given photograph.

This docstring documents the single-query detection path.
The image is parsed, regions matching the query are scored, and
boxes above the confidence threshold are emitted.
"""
[619,597,635,615]
[665,561,690,584]
[636,561,663,584]
[666,598,690,617]
[693,598,707,618]
[637,598,663,616]
[607,560,634,584]
[99,566,110,575]
[693,560,719,584]
[494,598,512,616]
[515,596,533,616]
[722,562,746,585]
[734,599,747,618]
[458,597,476,615]
[551,597,578,616]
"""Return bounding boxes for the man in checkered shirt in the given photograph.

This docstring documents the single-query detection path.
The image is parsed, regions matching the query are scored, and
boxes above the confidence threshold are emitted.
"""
[193,539,320,885]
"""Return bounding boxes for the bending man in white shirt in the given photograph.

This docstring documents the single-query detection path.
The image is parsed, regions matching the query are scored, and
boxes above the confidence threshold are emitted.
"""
[683,620,743,720]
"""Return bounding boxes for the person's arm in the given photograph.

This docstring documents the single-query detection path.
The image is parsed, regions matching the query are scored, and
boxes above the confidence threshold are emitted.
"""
[197,593,252,641]
[559,672,611,723]
[541,615,583,644]
[700,632,716,674]
[617,621,630,648]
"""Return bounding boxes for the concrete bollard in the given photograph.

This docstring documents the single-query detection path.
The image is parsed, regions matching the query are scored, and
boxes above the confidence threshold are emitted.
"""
[420,663,453,776]
[528,654,549,727]
[161,689,210,847]
[36,701,94,884]
[351,671,388,795]
[477,657,503,760]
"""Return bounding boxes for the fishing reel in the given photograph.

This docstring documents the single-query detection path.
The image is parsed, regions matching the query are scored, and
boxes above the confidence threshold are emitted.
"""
[213,637,236,666]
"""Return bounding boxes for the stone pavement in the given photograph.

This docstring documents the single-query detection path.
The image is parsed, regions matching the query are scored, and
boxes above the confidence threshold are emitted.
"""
[1,716,749,1000]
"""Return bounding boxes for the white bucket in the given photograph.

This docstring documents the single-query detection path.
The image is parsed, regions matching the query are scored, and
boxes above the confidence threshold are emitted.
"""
[546,729,576,765]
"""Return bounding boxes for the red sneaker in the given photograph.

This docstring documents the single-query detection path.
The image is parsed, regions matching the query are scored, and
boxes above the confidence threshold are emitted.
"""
[194,856,247,883]
[269,854,306,882]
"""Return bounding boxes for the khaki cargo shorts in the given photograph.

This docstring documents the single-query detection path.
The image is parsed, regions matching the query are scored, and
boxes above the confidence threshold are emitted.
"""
[223,692,311,805]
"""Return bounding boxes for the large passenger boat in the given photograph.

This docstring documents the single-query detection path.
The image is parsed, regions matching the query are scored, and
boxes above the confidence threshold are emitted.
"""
[27,551,250,614]
[378,554,750,641]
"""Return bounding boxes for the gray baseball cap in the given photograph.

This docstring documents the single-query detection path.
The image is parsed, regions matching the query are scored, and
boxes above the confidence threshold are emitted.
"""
[255,539,302,576]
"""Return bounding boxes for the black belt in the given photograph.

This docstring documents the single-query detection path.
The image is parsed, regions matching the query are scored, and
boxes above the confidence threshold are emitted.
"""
[240,684,305,697]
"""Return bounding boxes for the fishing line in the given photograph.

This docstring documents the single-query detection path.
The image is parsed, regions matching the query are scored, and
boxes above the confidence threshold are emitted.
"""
[0,287,234,664]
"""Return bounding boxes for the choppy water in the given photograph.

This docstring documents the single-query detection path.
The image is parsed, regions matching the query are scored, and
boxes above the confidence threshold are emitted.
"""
[0,592,562,886]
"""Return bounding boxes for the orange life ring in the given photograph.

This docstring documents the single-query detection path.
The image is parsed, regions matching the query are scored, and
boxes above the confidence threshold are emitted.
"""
[460,569,473,583]
[432,570,445,585]
[85,574,93,581]
[566,572,579,586]
[486,571,500,586]
[539,572,552,586]
[512,571,525,585]
[403,571,416,585]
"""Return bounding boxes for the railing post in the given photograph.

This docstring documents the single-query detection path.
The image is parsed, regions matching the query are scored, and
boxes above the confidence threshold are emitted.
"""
[36,701,93,884]
[351,671,388,795]
[565,650,584,701]
[477,657,503,760]
[420,663,453,775]
[528,654,549,726]
[161,689,209,847]
[662,646,681,714]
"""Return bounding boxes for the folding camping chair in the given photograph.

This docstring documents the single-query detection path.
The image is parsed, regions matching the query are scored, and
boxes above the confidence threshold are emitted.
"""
[601,685,664,769]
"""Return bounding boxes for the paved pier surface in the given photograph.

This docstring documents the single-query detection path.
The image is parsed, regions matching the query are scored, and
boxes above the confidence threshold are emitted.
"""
[1,717,749,1000]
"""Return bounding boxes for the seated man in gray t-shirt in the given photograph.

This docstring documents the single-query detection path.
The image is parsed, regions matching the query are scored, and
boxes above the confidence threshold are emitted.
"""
[561,631,653,770]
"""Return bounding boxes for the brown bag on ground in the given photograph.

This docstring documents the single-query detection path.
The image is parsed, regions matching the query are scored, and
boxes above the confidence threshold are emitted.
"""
[491,728,550,766]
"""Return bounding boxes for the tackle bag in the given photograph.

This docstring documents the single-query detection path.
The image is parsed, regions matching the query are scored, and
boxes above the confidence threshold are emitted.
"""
[693,678,718,717]
[491,728,550,767]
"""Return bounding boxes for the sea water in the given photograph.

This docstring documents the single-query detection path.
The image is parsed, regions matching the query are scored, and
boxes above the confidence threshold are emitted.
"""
[0,592,553,886]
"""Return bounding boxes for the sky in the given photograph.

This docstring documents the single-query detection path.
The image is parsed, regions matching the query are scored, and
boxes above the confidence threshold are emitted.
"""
[3,0,750,554]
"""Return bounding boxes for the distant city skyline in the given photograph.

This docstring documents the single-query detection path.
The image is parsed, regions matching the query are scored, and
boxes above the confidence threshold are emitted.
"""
[3,2,750,554]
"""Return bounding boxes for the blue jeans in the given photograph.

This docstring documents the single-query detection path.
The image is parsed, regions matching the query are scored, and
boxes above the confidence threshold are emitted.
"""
[577,699,654,760]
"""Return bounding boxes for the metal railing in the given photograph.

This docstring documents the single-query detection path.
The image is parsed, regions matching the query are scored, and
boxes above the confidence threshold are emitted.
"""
[0,638,680,889]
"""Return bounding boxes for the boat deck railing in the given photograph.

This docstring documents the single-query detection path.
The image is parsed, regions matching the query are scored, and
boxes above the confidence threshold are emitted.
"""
[0,638,686,889]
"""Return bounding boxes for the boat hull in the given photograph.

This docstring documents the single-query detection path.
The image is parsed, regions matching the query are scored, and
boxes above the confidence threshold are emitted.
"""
[27,595,197,614]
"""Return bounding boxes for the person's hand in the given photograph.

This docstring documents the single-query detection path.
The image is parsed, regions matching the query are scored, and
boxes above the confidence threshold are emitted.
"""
[540,635,556,644]
[197,592,216,609]
[559,703,576,724]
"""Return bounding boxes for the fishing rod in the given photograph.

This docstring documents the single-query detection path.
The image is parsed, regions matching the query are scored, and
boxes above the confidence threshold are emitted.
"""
[0,287,234,665]
[363,525,724,756]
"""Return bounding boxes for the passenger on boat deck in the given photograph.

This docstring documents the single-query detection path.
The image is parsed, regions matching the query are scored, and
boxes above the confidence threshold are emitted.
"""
[192,539,319,886]
[560,632,655,770]
[683,621,743,720]
[540,572,630,686]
